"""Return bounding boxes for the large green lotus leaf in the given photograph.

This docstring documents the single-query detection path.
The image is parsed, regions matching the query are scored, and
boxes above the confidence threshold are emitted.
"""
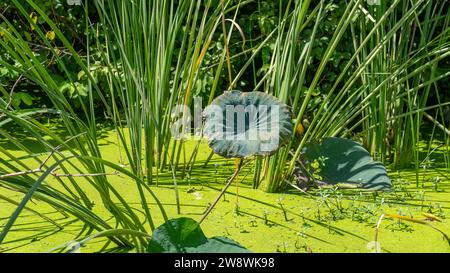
[302,137,391,190]
[203,90,293,158]
[146,217,250,253]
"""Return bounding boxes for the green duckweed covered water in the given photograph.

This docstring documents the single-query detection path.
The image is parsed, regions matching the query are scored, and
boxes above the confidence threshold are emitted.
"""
[0,129,449,253]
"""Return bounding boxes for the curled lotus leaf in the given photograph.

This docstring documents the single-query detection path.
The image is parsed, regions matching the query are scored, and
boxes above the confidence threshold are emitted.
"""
[203,90,293,158]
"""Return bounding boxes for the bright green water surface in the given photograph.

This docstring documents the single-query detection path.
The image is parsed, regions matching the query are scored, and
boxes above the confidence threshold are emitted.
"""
[0,129,449,253]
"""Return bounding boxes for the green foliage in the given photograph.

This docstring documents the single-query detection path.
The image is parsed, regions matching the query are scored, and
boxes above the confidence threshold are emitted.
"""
[203,90,293,158]
[0,0,109,112]
[11,92,34,107]
[147,217,250,253]
[253,0,450,192]
[302,137,392,190]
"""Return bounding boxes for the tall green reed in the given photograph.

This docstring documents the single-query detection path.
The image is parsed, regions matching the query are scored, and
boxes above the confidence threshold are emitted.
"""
[236,0,450,192]
[0,0,212,251]
[0,0,250,251]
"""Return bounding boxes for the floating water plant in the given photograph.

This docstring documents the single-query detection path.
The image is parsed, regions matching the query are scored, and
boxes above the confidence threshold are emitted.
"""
[146,217,250,253]
[200,90,293,224]
[300,137,392,191]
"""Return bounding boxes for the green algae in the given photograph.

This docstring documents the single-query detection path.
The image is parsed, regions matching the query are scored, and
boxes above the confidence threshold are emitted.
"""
[0,131,449,253]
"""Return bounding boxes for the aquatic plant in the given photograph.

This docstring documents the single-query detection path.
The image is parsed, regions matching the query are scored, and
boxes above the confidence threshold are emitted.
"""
[147,217,250,253]
[200,90,293,223]
[301,137,392,190]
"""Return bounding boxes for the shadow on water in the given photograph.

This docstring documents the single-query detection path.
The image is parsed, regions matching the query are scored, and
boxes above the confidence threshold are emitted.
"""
[0,217,79,253]
[0,120,114,154]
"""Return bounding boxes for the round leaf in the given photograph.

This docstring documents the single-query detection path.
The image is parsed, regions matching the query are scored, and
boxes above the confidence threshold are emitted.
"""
[203,90,293,158]
[147,217,250,253]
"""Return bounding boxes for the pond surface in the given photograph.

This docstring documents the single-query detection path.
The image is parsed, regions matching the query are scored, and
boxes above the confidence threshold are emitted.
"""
[0,130,449,253]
